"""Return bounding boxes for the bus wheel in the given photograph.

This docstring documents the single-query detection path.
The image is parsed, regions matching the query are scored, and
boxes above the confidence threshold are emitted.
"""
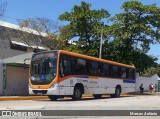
[72,87,82,100]
[115,87,121,97]
[48,95,58,101]
[93,94,102,99]
[110,87,121,98]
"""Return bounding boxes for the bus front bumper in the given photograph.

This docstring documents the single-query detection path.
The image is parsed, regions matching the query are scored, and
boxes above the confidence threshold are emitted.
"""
[29,87,59,95]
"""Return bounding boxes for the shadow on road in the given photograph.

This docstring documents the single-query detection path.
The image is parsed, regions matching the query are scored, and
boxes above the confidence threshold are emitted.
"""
[35,95,133,102]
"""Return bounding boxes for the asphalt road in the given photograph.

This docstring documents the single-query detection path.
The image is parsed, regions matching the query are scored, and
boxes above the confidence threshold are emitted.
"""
[0,94,160,119]
[0,94,160,110]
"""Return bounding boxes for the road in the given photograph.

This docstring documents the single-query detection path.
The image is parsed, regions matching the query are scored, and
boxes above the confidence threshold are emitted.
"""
[0,94,160,110]
[0,94,160,119]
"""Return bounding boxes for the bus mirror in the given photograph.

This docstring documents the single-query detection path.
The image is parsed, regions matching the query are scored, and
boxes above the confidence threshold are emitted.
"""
[23,58,31,69]
[23,63,27,69]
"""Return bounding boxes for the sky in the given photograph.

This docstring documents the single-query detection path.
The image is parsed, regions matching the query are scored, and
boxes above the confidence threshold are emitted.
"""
[1,0,160,63]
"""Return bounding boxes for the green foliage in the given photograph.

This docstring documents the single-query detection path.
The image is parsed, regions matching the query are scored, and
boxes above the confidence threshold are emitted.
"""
[142,66,160,77]
[109,1,160,52]
[59,1,110,56]
[107,1,160,73]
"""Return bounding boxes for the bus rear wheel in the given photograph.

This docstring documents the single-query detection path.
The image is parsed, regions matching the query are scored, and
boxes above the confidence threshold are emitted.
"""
[48,95,58,101]
[72,87,82,100]
[93,94,102,99]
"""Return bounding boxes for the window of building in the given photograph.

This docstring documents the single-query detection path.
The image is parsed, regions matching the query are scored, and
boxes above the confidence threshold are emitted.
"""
[10,41,27,51]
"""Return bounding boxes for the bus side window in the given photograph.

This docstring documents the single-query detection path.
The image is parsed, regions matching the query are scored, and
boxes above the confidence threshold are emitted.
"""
[109,65,113,77]
[60,60,63,76]
[87,60,92,75]
[60,54,72,77]
[98,62,102,75]
[129,69,134,80]
[118,67,121,78]
[75,58,87,75]
[113,65,118,78]
[91,61,98,76]
[126,68,129,79]
[102,63,109,77]
[133,70,135,80]
[121,67,126,78]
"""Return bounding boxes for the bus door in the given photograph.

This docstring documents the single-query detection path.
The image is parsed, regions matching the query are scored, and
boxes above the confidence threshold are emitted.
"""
[59,54,73,95]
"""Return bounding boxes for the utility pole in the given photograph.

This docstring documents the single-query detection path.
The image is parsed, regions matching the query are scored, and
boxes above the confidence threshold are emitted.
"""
[99,27,103,59]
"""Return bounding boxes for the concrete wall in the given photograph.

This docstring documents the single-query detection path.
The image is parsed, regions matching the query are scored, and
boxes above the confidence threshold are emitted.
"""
[0,25,44,59]
[0,38,32,59]
[136,74,159,92]
[5,65,29,96]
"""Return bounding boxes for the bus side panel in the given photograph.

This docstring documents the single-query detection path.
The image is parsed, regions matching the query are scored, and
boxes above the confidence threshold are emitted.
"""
[122,80,135,93]
[59,77,90,95]
[101,78,135,94]
[59,78,74,95]
[59,77,100,95]
[101,78,122,94]
[58,77,135,95]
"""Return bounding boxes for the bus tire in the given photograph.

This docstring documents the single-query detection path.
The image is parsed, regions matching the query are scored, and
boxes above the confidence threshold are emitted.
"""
[72,86,82,100]
[48,95,58,101]
[93,94,102,99]
[110,86,121,98]
[115,87,121,97]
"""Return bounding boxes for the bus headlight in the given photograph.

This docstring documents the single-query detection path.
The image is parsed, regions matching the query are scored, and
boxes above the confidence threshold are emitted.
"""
[50,83,57,89]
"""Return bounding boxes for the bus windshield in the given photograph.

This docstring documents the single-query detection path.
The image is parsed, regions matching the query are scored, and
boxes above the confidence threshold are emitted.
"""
[30,51,58,85]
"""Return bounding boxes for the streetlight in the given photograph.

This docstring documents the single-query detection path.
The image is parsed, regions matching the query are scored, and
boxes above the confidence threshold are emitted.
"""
[99,25,125,59]
[99,27,103,59]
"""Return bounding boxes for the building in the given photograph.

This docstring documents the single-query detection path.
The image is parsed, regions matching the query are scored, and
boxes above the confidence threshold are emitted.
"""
[0,21,46,96]
[0,21,46,59]
[0,52,33,96]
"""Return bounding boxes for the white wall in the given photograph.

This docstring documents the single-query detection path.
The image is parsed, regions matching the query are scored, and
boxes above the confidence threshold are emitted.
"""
[136,74,159,92]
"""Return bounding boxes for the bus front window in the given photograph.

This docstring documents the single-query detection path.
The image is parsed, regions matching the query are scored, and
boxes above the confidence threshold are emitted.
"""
[30,51,58,85]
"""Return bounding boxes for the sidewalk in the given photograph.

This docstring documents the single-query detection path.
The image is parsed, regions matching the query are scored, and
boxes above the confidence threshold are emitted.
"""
[128,91,160,95]
[0,92,159,101]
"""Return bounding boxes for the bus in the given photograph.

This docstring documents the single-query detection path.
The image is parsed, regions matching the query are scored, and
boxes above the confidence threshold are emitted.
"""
[29,50,136,100]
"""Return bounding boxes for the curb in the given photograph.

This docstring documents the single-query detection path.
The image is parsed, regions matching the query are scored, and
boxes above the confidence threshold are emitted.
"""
[0,96,48,101]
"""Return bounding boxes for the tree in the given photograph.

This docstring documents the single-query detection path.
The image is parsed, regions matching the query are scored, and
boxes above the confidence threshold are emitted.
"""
[17,17,64,50]
[142,66,160,77]
[107,1,160,73]
[59,1,110,57]
[0,0,7,18]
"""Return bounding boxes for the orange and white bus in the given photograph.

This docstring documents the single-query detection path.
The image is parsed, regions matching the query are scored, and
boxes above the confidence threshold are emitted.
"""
[29,50,136,100]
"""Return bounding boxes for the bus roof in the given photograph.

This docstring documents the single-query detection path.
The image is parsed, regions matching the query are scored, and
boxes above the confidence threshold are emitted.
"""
[59,50,135,69]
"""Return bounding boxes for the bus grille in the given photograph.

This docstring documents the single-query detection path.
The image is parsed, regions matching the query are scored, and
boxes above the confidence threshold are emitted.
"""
[33,90,47,94]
